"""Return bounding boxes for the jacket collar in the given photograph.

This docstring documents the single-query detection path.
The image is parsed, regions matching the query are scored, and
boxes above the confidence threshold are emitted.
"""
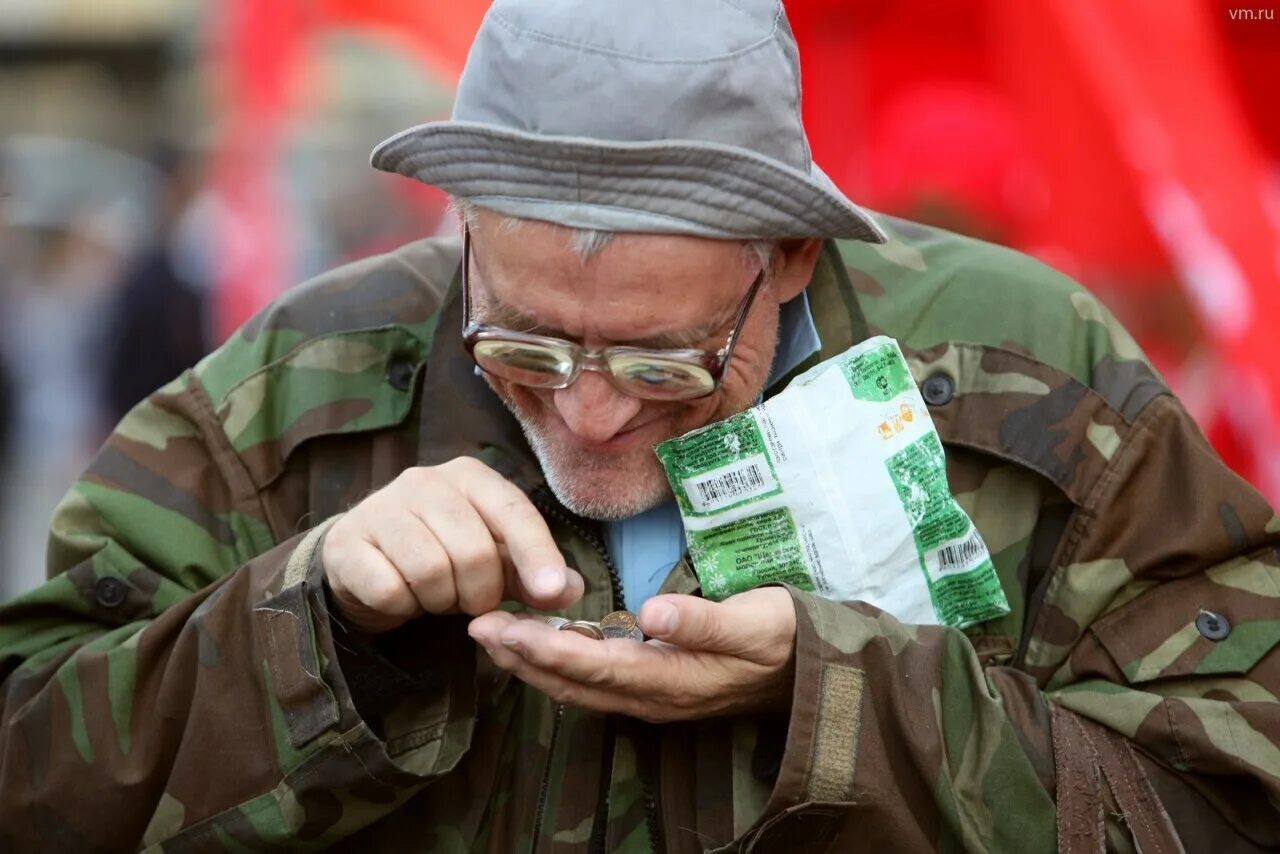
[766,240,869,397]
[416,240,868,496]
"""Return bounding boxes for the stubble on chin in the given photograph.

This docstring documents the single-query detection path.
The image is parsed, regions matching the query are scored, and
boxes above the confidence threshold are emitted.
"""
[488,368,769,521]
[524,424,673,520]
[481,381,670,520]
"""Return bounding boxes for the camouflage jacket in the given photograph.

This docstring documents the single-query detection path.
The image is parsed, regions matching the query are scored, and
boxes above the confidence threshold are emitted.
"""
[2,216,1279,853]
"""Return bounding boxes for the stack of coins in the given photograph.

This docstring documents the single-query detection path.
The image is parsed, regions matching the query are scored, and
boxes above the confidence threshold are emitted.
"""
[561,620,605,639]
[543,611,644,641]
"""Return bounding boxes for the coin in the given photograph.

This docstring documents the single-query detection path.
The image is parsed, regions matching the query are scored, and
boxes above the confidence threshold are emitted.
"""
[601,625,645,641]
[544,616,571,630]
[600,610,643,641]
[561,620,605,640]
[600,610,638,632]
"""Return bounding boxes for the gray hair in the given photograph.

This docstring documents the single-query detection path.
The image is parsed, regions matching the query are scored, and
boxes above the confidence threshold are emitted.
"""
[451,198,776,270]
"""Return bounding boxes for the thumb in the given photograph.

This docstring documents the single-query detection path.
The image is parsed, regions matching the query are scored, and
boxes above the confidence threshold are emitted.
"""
[638,595,754,656]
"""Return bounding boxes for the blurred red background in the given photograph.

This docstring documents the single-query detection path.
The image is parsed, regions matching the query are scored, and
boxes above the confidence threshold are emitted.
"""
[206,0,1280,498]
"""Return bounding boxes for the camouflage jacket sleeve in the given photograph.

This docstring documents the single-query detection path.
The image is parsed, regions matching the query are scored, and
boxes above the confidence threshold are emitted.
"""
[0,291,475,848]
[745,392,1280,852]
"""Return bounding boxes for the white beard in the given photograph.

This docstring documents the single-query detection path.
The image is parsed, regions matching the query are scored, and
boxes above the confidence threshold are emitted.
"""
[511,411,671,521]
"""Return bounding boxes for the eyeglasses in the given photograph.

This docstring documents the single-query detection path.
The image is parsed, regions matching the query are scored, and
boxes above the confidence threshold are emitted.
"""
[461,225,766,401]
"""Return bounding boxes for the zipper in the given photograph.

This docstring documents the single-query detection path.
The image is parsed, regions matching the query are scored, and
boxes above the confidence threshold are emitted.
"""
[587,715,618,853]
[642,768,667,854]
[529,488,665,853]
[532,487,623,605]
[529,702,565,851]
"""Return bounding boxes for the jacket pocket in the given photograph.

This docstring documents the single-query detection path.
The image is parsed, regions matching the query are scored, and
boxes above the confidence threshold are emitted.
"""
[1090,551,1280,684]
[216,326,427,488]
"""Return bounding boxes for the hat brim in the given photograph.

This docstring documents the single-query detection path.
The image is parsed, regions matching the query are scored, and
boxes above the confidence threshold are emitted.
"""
[371,121,886,244]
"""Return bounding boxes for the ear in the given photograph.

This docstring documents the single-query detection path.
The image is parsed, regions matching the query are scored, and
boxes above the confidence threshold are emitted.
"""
[768,238,824,304]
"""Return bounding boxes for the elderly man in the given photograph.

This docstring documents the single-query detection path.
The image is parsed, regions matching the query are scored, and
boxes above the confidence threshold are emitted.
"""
[2,1,1279,851]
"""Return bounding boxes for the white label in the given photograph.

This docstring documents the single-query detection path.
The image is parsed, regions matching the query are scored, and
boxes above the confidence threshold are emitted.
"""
[682,454,777,513]
[925,526,990,580]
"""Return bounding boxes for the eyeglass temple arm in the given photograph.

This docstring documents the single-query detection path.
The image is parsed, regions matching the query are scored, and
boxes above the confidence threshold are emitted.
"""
[715,265,768,363]
[461,226,473,335]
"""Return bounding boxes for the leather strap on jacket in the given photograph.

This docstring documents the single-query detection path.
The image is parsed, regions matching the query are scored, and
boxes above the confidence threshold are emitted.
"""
[1052,705,1105,853]
[1052,704,1186,854]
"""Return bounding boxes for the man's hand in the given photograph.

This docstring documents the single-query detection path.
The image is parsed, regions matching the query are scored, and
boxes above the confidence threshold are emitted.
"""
[321,457,584,634]
[467,588,797,722]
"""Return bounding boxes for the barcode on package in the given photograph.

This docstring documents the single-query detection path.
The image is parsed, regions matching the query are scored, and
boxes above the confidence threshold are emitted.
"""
[928,526,990,577]
[683,454,778,513]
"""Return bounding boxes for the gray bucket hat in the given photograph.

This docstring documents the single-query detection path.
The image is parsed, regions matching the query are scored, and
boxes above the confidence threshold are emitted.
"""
[370,0,886,244]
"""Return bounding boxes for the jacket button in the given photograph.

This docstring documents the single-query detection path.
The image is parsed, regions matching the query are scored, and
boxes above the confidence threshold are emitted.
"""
[387,359,417,392]
[921,373,955,406]
[95,577,129,609]
[1195,610,1231,641]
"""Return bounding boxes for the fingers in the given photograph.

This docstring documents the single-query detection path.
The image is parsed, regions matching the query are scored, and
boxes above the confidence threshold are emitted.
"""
[411,487,503,614]
[638,589,796,663]
[468,613,656,720]
[471,612,715,710]
[638,595,744,654]
[499,545,586,612]
[325,538,423,633]
[503,552,586,612]
[488,616,667,692]
[450,459,578,607]
[321,457,584,634]
[467,590,799,722]
[365,511,450,613]
[466,607,541,638]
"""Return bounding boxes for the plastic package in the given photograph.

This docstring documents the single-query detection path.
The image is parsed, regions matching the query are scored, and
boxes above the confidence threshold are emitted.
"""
[655,336,1010,629]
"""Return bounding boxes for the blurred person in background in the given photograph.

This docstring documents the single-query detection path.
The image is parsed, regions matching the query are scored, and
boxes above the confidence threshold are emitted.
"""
[0,138,152,600]
[0,181,12,478]
[0,345,10,470]
[0,1,1278,852]
[0,356,10,472]
[100,145,211,426]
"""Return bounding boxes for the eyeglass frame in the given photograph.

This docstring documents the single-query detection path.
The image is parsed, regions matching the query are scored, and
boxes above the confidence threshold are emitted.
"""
[460,224,768,399]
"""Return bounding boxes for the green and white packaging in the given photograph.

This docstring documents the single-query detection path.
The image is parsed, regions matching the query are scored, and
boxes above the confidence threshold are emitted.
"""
[655,336,1010,630]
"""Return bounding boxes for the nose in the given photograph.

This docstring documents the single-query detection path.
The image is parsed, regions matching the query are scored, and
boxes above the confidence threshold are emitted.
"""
[552,370,643,444]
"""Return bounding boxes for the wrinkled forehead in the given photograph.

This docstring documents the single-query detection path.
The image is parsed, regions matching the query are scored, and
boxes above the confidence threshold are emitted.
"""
[467,214,758,335]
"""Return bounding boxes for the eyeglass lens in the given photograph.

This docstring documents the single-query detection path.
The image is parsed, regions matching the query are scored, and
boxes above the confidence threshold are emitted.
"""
[471,339,716,400]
